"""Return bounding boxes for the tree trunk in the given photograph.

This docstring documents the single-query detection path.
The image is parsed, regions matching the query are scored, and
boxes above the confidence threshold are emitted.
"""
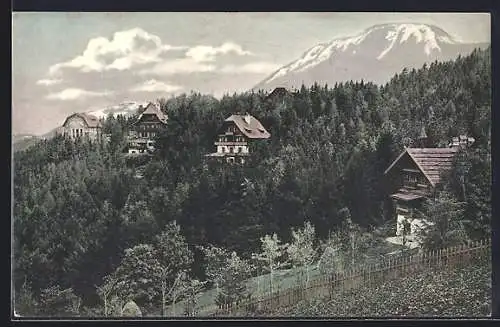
[351,234,355,267]
[305,265,310,288]
[461,176,467,201]
[161,286,166,317]
[269,268,273,295]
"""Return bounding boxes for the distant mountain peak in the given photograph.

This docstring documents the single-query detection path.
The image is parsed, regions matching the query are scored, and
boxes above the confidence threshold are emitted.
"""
[254,23,487,91]
[86,101,149,119]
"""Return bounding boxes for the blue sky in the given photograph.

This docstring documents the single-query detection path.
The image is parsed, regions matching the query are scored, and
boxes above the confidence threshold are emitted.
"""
[12,12,490,135]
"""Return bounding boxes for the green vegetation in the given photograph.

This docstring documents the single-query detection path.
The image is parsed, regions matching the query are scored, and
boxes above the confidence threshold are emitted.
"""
[274,260,491,317]
[13,48,491,316]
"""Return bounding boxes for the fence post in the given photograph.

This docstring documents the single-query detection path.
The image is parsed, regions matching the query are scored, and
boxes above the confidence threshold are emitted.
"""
[367,264,371,288]
[439,248,443,268]
[459,244,463,267]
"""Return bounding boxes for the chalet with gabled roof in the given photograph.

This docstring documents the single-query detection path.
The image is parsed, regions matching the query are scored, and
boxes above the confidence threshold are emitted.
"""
[384,135,474,240]
[266,87,290,100]
[205,113,270,164]
[61,112,102,140]
[127,102,168,155]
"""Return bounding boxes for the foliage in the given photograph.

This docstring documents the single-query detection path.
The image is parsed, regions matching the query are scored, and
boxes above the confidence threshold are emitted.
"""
[103,244,163,309]
[254,233,288,294]
[12,47,491,314]
[184,279,207,316]
[38,285,81,317]
[154,221,194,316]
[286,221,318,286]
[198,244,231,294]
[14,279,38,316]
[217,252,252,306]
[416,191,468,250]
[317,231,345,275]
[165,271,189,316]
[276,261,491,317]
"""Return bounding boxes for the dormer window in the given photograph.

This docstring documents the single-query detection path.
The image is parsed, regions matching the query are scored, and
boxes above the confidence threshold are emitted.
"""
[245,128,252,133]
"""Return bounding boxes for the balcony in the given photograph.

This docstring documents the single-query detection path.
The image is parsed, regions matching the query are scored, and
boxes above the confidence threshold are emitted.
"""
[214,141,248,146]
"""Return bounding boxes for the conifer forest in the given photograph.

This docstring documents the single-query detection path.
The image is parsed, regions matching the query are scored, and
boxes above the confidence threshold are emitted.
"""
[13,48,491,317]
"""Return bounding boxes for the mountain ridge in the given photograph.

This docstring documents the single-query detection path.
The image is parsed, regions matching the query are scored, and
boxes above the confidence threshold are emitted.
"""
[254,23,489,91]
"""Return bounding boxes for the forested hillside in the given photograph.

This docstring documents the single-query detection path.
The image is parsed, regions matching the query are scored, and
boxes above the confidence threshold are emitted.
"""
[13,48,491,316]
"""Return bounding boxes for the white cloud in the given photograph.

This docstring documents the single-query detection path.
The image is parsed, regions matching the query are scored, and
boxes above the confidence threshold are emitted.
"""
[131,79,183,93]
[186,42,253,62]
[36,78,63,86]
[48,28,186,75]
[141,58,216,75]
[46,88,112,101]
[220,61,280,74]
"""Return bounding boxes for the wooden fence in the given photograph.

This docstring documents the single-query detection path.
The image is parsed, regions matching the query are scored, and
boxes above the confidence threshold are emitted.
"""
[201,239,491,317]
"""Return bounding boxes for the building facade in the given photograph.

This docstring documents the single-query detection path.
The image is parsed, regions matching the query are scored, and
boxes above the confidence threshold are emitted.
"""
[127,102,168,155]
[206,113,270,164]
[61,113,102,140]
[384,136,474,239]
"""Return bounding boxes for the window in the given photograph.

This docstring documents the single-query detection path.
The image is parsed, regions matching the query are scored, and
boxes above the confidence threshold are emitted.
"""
[404,172,418,187]
[235,147,240,153]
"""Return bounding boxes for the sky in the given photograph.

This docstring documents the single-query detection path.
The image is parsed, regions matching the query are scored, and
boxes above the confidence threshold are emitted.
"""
[12,12,490,135]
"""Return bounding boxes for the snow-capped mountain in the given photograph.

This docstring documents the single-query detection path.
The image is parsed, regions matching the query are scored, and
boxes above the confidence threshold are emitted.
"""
[254,23,489,91]
[86,101,149,119]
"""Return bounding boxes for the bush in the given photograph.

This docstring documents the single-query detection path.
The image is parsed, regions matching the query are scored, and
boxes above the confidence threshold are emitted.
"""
[122,300,142,317]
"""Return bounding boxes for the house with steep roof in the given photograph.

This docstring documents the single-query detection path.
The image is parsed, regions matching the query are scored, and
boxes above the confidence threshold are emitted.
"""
[384,135,474,240]
[266,87,291,101]
[61,112,102,140]
[127,102,168,154]
[205,113,271,164]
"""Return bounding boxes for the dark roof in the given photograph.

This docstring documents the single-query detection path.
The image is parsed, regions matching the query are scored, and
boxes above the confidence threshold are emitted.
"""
[384,147,459,186]
[224,114,271,139]
[268,87,290,97]
[137,102,168,124]
[62,113,101,128]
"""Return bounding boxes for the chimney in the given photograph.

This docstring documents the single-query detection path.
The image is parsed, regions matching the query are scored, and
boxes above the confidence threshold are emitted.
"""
[243,113,252,125]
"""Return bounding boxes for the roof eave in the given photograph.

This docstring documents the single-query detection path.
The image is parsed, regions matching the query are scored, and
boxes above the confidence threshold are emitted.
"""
[384,148,409,175]
[406,151,436,187]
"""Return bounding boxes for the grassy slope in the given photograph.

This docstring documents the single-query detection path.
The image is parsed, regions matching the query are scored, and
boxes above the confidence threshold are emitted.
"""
[273,261,491,317]
[151,238,406,316]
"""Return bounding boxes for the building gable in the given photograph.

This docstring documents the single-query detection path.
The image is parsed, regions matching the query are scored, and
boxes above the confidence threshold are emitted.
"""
[266,87,290,100]
[135,102,168,125]
[384,147,458,187]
